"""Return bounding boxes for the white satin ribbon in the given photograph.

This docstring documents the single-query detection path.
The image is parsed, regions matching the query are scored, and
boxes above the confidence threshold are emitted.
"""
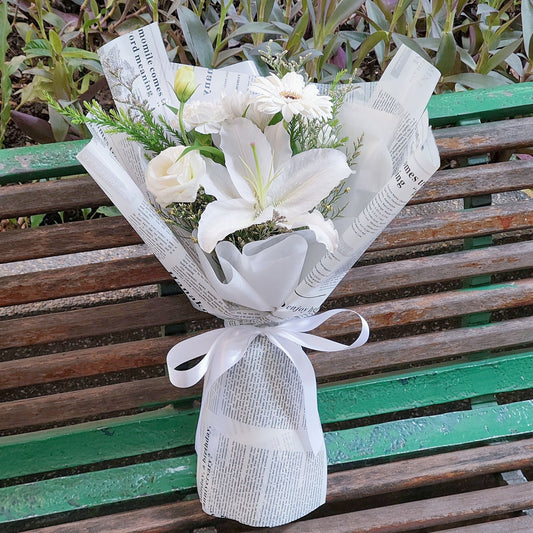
[166,309,369,455]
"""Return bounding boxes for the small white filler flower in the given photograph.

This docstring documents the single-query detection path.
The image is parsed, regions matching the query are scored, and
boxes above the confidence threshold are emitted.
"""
[251,71,332,122]
[197,118,352,253]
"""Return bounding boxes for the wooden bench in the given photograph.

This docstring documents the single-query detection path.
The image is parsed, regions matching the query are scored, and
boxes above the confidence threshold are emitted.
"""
[1,82,532,533]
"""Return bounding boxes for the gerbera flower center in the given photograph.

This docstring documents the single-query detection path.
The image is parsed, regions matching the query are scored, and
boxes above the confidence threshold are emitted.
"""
[280,90,301,101]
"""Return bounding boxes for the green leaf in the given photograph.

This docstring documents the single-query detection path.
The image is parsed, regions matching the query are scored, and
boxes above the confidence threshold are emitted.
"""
[457,47,476,71]
[0,0,9,61]
[443,73,508,89]
[390,0,413,30]
[366,0,389,31]
[62,48,100,61]
[523,0,533,59]
[435,31,456,75]
[478,38,523,75]
[353,31,389,69]
[48,104,69,142]
[286,10,310,54]
[42,11,67,30]
[177,6,214,67]
[48,29,63,56]
[391,34,431,62]
[228,22,288,39]
[96,206,121,217]
[30,214,46,227]
[325,0,365,34]
[24,39,54,58]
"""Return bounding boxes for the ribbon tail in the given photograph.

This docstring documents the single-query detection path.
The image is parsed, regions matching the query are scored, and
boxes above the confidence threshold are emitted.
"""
[166,329,226,388]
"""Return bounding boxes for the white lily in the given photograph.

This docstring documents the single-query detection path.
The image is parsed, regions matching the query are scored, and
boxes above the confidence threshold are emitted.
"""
[197,118,352,253]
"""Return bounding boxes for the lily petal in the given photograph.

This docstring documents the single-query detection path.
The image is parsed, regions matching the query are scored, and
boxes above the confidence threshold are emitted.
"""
[264,122,292,171]
[218,118,274,204]
[202,158,240,200]
[279,209,338,252]
[269,148,352,215]
[197,198,272,253]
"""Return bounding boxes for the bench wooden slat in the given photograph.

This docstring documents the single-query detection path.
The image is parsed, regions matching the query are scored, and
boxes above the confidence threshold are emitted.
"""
[3,347,532,433]
[2,279,531,350]
[0,407,196,480]
[2,238,530,307]
[24,437,533,533]
[0,377,182,432]
[2,316,531,391]
[434,116,533,159]
[318,351,533,423]
[3,401,533,528]
[411,159,533,204]
[0,295,206,350]
[2,157,532,219]
[331,240,533,299]
[268,483,533,532]
[312,316,533,381]
[326,398,533,464]
[317,279,533,337]
[372,201,533,252]
[438,516,533,532]
[0,140,88,184]
[3,199,532,264]
[0,217,141,264]
[2,364,533,480]
[0,255,168,306]
[0,175,110,219]
[427,81,533,126]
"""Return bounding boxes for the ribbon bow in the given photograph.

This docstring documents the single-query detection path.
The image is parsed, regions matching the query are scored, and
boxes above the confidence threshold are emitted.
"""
[167,309,369,455]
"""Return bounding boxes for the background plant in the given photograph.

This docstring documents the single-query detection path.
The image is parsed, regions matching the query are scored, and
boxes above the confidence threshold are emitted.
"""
[1,0,532,148]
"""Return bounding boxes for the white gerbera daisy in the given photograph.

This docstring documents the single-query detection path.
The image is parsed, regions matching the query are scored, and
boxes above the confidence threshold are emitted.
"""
[251,71,332,122]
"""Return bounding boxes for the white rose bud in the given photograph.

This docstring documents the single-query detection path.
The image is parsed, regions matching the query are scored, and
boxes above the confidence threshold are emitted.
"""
[145,146,206,206]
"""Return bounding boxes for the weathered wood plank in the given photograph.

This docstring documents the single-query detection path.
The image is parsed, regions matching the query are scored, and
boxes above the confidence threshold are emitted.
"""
[311,316,533,383]
[266,483,533,532]
[2,158,532,220]
[2,239,530,307]
[2,200,532,264]
[2,316,531,391]
[410,159,533,205]
[2,349,532,433]
[2,401,533,524]
[0,295,207,350]
[318,352,533,424]
[438,516,533,532]
[315,279,533,338]
[330,240,533,300]
[434,117,533,159]
[0,217,141,264]
[370,201,533,252]
[1,279,531,350]
[0,175,110,219]
[0,255,169,306]
[25,437,533,533]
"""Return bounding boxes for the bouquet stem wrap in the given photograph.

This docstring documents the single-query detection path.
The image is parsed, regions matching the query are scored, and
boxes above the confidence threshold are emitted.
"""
[167,310,369,526]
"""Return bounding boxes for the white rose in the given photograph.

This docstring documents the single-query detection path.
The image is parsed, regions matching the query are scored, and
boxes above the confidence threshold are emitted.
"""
[145,146,206,206]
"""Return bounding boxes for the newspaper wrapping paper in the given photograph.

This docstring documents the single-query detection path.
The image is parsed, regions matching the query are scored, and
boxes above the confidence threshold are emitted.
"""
[76,23,442,527]
[166,310,369,525]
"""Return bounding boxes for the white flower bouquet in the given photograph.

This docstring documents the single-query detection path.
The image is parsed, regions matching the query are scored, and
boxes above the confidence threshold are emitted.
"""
[64,23,441,527]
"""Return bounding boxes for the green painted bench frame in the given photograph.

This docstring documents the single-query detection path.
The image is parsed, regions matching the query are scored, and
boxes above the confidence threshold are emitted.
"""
[0,82,532,532]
